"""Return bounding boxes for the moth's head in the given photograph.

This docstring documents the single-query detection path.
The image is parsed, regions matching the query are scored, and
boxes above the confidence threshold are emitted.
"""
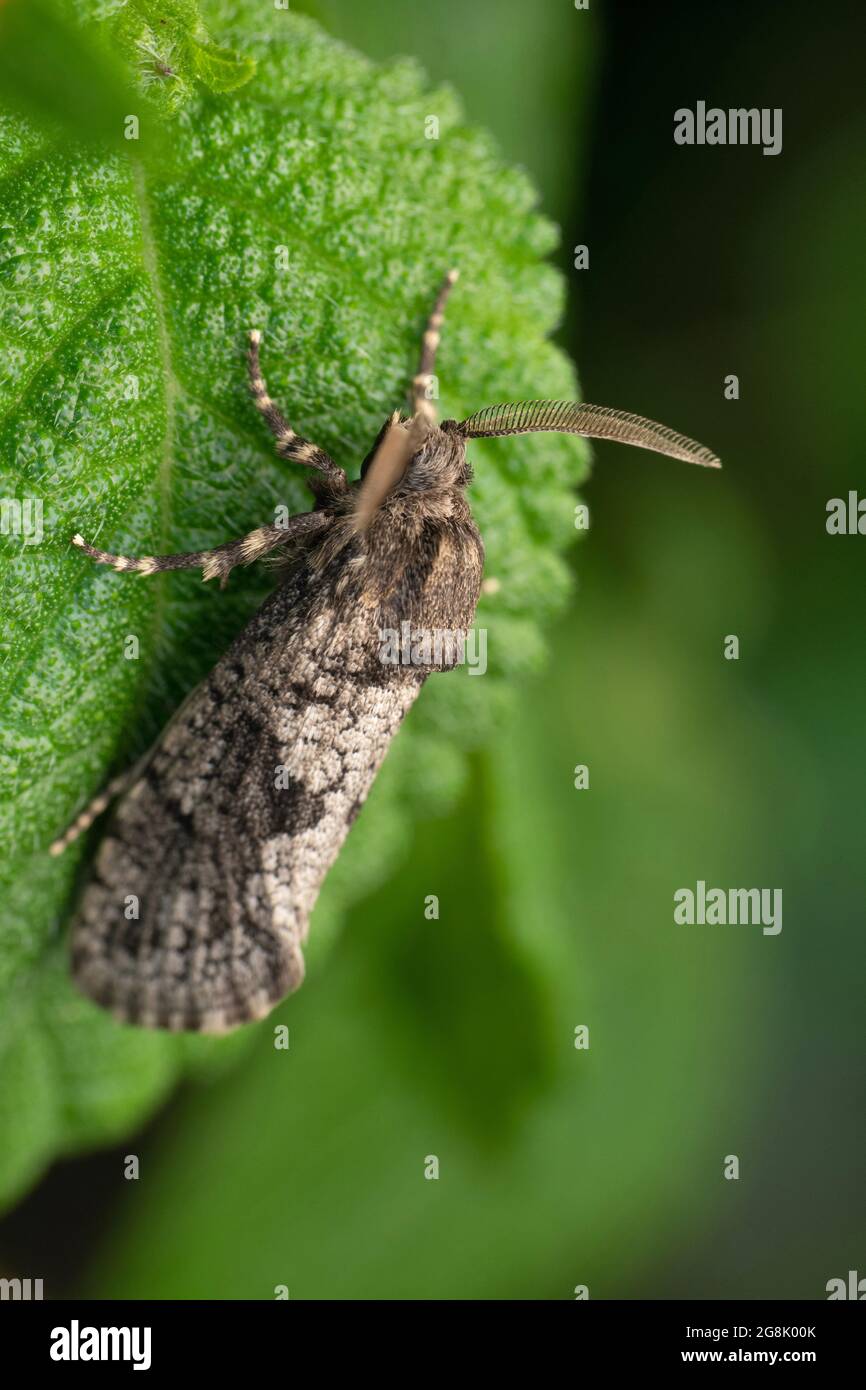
[359,413,470,488]
[353,412,470,532]
[352,398,721,534]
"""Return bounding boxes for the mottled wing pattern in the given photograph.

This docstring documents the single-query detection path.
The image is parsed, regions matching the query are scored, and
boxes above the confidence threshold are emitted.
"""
[70,565,424,1032]
[457,401,721,467]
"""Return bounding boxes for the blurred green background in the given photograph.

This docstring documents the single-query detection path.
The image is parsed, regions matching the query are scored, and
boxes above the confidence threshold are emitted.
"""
[2,0,864,1299]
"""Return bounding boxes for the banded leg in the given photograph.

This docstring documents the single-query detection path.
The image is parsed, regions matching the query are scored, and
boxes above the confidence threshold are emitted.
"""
[49,770,131,857]
[247,331,346,482]
[411,268,459,424]
[71,509,332,587]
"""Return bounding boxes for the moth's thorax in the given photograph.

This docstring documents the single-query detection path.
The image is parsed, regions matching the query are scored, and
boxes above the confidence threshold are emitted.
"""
[355,480,483,640]
[304,423,483,659]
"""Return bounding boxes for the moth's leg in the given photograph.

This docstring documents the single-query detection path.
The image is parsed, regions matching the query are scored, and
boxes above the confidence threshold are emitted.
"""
[49,769,131,856]
[247,331,347,488]
[71,509,332,588]
[411,268,459,425]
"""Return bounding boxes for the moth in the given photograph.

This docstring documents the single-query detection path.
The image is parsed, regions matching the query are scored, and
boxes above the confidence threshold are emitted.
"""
[55,271,720,1033]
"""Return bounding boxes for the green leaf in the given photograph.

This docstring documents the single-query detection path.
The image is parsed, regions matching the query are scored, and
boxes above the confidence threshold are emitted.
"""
[109,0,257,110]
[0,0,255,141]
[186,35,257,94]
[0,2,587,1211]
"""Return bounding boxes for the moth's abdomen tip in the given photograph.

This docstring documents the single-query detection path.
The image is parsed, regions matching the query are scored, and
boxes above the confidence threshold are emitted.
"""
[248,328,262,345]
[71,532,85,548]
[71,935,306,1035]
[446,267,459,284]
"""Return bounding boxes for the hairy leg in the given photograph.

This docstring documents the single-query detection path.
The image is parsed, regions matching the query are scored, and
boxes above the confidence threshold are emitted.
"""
[71,508,332,586]
[411,268,459,424]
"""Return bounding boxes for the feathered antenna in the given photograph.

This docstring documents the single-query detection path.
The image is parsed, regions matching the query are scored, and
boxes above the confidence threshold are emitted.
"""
[456,400,721,468]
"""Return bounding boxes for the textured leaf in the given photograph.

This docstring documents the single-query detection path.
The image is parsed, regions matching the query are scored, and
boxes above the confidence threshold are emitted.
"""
[0,1,587,1210]
[87,0,257,110]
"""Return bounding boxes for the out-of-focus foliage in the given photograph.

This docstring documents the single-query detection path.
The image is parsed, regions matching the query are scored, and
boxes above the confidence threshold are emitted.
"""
[0,1,131,145]
[0,0,254,143]
[0,0,588,1212]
